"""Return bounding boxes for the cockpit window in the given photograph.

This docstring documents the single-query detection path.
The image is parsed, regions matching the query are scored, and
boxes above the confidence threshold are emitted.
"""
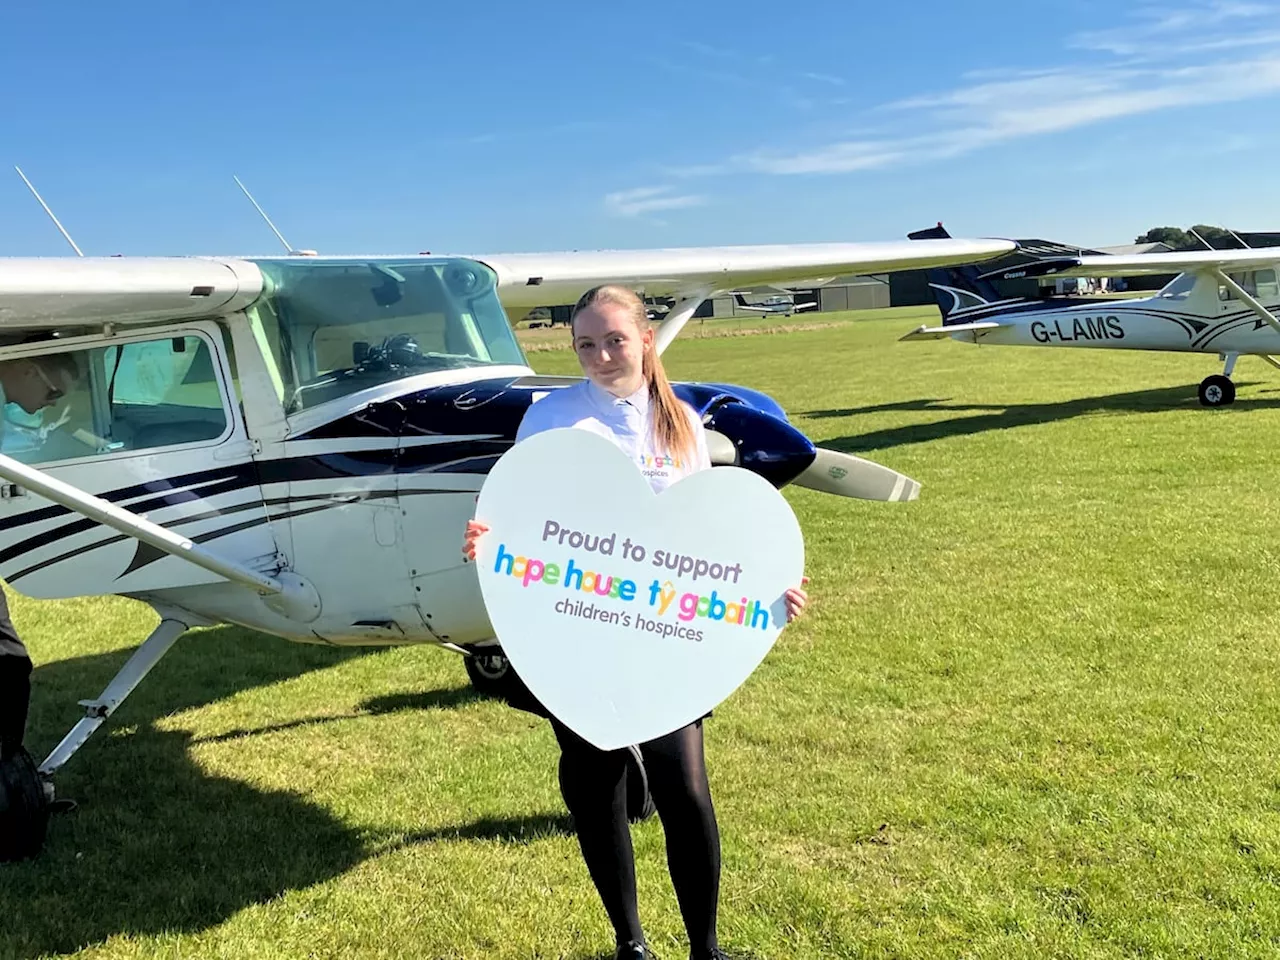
[1216,268,1279,302]
[246,257,526,414]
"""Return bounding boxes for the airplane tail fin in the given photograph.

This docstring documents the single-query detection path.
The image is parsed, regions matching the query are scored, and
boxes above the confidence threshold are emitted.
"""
[733,293,749,307]
[908,222,1004,324]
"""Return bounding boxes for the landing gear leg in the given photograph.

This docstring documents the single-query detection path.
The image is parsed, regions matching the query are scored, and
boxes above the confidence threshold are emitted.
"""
[39,617,189,777]
[1200,352,1239,407]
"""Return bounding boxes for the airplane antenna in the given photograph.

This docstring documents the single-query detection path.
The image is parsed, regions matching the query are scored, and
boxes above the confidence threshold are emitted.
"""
[15,166,83,257]
[1188,227,1215,251]
[233,175,297,255]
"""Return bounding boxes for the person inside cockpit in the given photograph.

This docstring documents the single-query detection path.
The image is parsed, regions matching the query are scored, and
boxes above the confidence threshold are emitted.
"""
[0,351,84,858]
[0,353,79,419]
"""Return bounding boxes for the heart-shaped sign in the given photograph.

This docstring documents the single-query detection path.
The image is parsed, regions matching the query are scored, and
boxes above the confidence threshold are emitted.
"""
[474,427,805,750]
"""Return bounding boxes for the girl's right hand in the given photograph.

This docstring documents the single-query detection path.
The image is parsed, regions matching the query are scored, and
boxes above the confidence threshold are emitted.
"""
[462,520,490,561]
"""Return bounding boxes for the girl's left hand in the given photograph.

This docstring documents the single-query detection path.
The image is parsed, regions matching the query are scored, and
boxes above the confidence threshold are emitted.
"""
[784,577,810,623]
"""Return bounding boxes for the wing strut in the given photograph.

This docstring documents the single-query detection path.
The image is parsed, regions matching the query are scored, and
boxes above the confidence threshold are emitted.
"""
[0,453,318,623]
[0,452,283,593]
[654,288,713,355]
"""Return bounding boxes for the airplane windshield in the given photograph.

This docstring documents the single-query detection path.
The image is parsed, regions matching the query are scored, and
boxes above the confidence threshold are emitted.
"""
[246,257,526,414]
[1155,273,1197,301]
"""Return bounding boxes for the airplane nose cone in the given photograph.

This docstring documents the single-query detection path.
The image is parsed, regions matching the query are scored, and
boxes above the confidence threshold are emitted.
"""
[702,401,815,488]
[695,387,921,502]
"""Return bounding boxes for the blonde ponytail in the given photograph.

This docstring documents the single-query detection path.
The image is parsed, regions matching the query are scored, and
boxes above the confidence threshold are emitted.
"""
[571,285,697,461]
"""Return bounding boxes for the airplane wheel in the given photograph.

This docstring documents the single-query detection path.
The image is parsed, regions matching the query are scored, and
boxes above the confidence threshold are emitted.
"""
[462,647,548,720]
[464,647,524,700]
[0,748,49,862]
[1199,375,1236,407]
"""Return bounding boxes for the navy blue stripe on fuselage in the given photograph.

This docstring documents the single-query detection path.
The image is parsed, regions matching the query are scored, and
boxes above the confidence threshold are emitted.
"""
[0,465,252,534]
[0,439,504,565]
[943,296,1123,324]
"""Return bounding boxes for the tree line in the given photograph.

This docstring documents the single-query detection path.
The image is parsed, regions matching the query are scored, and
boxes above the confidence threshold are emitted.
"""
[1133,225,1278,250]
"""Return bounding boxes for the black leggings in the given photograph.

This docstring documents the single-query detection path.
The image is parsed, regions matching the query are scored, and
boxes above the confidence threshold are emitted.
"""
[551,717,721,956]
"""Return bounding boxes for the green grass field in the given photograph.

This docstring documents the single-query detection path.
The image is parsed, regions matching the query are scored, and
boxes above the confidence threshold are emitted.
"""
[5,307,1280,959]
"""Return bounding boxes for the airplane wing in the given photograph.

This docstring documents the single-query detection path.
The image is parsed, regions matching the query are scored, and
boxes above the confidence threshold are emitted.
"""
[991,248,1280,280]
[0,257,266,327]
[474,238,1016,311]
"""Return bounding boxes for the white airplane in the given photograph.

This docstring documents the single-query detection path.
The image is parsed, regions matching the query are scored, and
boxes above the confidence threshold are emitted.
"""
[900,223,1280,407]
[731,291,818,316]
[0,184,1014,857]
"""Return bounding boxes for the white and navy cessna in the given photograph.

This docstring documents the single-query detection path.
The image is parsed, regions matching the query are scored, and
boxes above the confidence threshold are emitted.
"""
[0,234,1012,854]
[900,223,1280,407]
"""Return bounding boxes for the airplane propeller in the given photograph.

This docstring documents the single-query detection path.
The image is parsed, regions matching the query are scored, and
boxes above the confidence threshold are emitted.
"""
[792,446,920,502]
[704,428,920,502]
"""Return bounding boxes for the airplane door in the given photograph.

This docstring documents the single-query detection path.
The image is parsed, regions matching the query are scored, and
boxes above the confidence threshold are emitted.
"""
[272,434,425,644]
[395,437,496,646]
[0,326,278,600]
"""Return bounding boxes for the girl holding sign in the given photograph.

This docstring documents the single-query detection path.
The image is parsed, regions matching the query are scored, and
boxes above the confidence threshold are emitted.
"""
[464,285,807,960]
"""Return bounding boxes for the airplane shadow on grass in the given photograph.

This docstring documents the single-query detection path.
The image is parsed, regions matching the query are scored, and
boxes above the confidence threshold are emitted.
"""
[0,626,567,958]
[801,382,1280,454]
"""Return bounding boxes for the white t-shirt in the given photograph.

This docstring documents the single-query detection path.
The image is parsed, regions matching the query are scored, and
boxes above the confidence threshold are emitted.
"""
[515,379,711,494]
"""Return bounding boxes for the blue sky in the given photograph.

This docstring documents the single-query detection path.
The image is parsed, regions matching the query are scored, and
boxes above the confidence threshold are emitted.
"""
[4,0,1280,257]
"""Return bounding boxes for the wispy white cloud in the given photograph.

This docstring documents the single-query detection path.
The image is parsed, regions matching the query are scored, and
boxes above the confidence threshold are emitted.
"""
[1072,0,1271,54]
[604,185,706,218]
[676,2,1280,177]
[653,49,845,106]
[747,56,1280,174]
[659,161,732,179]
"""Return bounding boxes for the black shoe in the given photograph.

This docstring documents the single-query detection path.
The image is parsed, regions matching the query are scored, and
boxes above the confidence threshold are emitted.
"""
[615,940,649,960]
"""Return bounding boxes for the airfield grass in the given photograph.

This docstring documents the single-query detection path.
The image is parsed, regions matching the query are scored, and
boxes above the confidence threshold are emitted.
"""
[4,307,1280,958]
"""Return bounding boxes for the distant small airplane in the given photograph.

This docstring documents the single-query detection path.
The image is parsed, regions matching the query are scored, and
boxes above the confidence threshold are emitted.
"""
[732,292,818,317]
[900,224,1280,407]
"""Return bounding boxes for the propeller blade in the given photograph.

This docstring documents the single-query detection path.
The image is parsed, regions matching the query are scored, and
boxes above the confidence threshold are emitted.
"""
[705,430,738,465]
[794,447,920,502]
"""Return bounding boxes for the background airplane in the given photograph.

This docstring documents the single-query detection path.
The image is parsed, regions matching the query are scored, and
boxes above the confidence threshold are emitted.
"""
[730,291,818,316]
[900,224,1280,407]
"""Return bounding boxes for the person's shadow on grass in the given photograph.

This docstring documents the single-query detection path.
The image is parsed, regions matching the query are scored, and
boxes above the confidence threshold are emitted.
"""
[801,382,1280,453]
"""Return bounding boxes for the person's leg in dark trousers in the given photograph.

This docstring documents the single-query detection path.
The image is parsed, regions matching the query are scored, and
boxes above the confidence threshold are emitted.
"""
[0,655,33,760]
[550,717,646,950]
[640,721,721,960]
[0,585,31,761]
